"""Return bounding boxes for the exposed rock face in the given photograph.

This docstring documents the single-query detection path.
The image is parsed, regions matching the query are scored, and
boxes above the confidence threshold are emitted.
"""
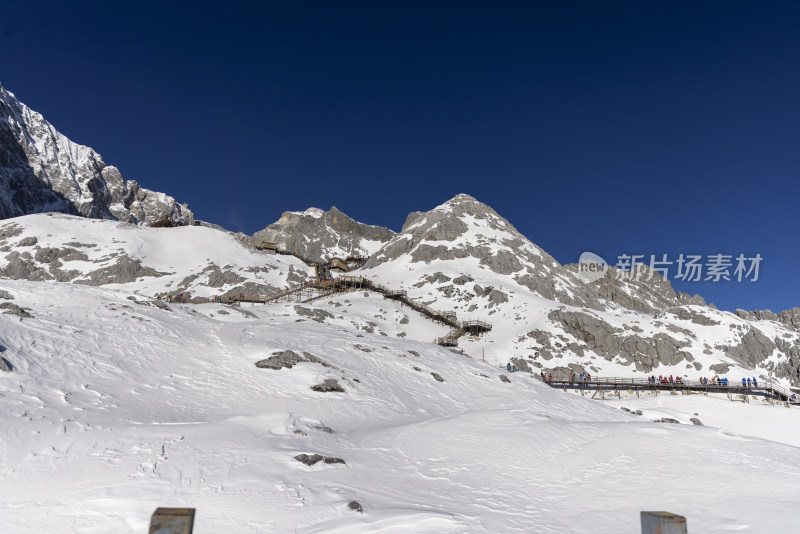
[547,309,693,372]
[720,328,777,369]
[0,83,192,225]
[252,206,395,262]
[567,264,709,315]
[737,307,800,332]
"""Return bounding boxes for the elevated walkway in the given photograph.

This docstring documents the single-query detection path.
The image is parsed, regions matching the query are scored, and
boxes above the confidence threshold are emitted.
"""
[224,268,491,346]
[537,375,796,403]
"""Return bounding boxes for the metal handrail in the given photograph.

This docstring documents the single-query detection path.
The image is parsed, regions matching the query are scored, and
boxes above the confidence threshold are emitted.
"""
[536,375,794,400]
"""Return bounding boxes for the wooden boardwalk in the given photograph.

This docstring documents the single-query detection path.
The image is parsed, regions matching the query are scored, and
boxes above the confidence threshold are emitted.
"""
[223,269,491,346]
[537,375,796,403]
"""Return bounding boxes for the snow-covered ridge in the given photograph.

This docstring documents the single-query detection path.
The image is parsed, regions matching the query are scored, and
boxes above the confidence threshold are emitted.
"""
[0,82,192,225]
[0,213,311,299]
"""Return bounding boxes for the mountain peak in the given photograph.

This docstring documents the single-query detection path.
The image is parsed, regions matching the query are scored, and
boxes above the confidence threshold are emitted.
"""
[253,205,395,262]
[0,82,192,225]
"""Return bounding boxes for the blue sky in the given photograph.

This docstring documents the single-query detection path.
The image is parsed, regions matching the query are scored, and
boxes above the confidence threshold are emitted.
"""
[2,1,798,312]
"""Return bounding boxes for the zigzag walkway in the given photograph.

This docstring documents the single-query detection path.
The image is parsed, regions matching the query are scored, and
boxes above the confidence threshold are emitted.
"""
[224,270,491,346]
[537,375,796,404]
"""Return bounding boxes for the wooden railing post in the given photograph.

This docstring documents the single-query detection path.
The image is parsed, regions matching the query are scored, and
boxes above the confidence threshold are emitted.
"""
[641,511,687,533]
[149,508,195,533]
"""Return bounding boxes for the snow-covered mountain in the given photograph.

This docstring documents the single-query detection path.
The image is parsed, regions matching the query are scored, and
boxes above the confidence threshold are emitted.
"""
[3,195,800,532]
[2,193,800,387]
[252,206,395,262]
[357,194,800,385]
[0,83,192,225]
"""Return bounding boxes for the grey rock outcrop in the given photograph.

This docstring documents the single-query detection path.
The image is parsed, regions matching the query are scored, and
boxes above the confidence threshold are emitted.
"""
[311,378,345,392]
[0,83,192,225]
[252,206,395,262]
[347,501,363,513]
[737,307,800,332]
[294,454,346,466]
[720,327,776,369]
[547,309,693,372]
[0,302,32,318]
[575,265,704,315]
[256,350,332,370]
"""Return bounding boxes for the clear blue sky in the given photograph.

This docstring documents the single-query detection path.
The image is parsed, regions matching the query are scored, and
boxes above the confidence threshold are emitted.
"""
[2,1,798,312]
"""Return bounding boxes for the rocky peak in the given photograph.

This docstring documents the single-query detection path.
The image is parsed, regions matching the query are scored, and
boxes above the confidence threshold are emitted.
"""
[252,206,395,262]
[365,194,603,308]
[0,82,192,225]
[736,307,800,331]
[576,264,710,314]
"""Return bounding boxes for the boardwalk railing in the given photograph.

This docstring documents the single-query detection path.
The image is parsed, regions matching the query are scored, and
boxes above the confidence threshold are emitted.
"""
[537,375,795,402]
[223,271,491,347]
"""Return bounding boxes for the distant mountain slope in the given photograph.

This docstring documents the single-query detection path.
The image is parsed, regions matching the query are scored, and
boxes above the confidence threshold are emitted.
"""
[0,83,192,225]
[252,206,395,262]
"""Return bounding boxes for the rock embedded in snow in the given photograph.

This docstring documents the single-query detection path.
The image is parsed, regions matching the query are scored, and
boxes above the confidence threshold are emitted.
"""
[256,350,333,370]
[0,302,32,318]
[294,453,346,466]
[311,378,345,392]
[654,417,681,424]
[347,500,363,513]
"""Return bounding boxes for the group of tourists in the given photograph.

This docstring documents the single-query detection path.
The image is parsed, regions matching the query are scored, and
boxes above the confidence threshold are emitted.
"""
[697,376,729,386]
[648,375,683,384]
[567,372,591,383]
[535,371,591,382]
[534,372,766,389]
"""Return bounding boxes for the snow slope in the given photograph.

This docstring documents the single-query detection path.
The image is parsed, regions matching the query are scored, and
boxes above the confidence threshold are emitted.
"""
[2,280,800,533]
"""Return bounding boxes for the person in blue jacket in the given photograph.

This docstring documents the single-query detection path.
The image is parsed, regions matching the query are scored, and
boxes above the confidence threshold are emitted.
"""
[742,377,747,387]
[753,377,758,387]
[507,362,512,372]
